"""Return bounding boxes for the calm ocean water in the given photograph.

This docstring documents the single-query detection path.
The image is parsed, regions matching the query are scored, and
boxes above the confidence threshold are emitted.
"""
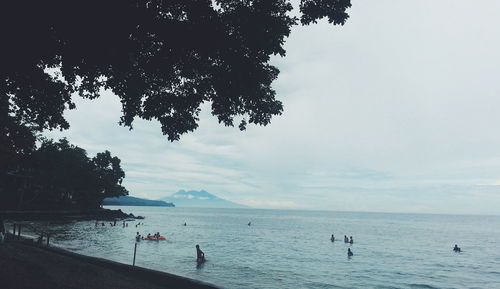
[20,207,500,288]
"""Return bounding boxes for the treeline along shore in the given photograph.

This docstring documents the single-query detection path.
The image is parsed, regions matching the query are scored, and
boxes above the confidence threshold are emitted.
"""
[0,234,220,289]
[0,208,138,221]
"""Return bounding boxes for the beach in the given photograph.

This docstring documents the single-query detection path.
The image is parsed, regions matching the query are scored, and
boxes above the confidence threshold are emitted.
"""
[2,208,499,288]
[0,239,219,289]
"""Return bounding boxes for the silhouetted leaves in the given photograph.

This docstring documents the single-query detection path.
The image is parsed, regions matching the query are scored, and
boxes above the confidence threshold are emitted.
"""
[0,139,128,210]
[0,0,351,141]
[0,1,351,208]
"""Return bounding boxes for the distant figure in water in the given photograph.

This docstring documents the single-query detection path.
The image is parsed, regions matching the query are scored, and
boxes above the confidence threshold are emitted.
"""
[113,220,117,226]
[147,233,151,238]
[101,222,105,226]
[183,222,187,226]
[330,234,335,242]
[349,236,354,244]
[135,232,141,242]
[453,244,461,252]
[196,244,206,263]
[0,215,6,244]
[248,222,251,226]
[347,248,353,257]
[95,220,98,227]
[344,235,349,243]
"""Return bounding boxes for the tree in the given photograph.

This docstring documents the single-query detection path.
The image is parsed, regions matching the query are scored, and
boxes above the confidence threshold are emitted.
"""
[0,138,128,210]
[0,0,351,142]
[92,151,128,199]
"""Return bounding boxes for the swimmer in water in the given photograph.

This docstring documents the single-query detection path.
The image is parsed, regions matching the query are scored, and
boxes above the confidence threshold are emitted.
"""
[196,244,206,263]
[330,234,335,242]
[453,244,461,252]
[347,248,353,257]
[344,235,349,243]
[349,236,353,244]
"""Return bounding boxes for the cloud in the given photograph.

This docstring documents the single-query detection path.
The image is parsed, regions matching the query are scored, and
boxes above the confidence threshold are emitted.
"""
[44,0,500,215]
[239,199,310,210]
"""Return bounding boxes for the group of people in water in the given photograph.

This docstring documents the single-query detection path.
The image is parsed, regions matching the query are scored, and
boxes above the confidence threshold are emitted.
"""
[330,234,463,257]
[329,234,354,244]
[95,220,140,228]
[136,232,162,240]
[330,234,355,257]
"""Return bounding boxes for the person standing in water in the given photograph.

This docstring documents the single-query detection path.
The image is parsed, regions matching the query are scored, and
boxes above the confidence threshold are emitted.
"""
[349,236,354,244]
[196,244,206,263]
[453,244,461,252]
[344,235,349,243]
[0,215,5,244]
[330,234,335,242]
[347,248,353,257]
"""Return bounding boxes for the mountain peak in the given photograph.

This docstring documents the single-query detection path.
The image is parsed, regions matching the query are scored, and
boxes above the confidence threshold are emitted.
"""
[160,190,247,208]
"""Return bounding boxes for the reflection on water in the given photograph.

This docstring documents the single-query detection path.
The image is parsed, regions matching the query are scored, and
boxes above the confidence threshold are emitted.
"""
[10,207,500,289]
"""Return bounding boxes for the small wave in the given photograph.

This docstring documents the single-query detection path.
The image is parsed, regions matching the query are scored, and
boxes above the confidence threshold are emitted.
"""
[304,281,348,289]
[408,283,439,289]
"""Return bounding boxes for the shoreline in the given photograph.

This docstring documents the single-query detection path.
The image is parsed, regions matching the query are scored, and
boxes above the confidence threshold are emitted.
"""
[0,208,140,221]
[1,236,220,289]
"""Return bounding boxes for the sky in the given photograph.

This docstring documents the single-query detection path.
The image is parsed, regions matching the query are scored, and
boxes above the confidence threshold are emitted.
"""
[46,0,500,215]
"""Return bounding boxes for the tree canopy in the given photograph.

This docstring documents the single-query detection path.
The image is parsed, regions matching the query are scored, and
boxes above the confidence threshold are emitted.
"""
[0,138,128,210]
[1,0,351,142]
[0,1,351,209]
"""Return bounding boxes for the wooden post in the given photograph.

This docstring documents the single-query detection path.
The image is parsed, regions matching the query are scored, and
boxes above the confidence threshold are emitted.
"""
[133,242,137,266]
[13,224,16,235]
[46,233,50,246]
[17,224,21,240]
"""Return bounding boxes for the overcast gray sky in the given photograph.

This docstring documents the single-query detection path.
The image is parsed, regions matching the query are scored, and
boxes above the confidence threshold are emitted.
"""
[46,0,500,215]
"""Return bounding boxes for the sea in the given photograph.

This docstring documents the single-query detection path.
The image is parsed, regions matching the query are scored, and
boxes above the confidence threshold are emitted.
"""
[17,207,500,288]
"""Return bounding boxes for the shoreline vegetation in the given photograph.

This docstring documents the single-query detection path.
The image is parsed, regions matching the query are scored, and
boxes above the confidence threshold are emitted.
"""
[0,236,219,289]
[0,208,139,221]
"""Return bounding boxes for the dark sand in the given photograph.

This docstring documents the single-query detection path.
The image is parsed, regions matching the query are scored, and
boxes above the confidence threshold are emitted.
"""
[0,241,219,289]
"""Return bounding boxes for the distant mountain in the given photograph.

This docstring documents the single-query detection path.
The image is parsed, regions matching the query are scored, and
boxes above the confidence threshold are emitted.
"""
[160,190,247,208]
[103,196,175,207]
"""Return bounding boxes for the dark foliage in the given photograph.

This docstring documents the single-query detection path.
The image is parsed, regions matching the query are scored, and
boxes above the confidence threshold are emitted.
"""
[0,0,351,141]
[0,1,350,209]
[0,138,128,210]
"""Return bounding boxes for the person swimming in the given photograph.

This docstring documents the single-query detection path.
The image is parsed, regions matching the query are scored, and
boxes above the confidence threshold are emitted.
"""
[349,236,353,244]
[347,248,353,257]
[453,244,461,252]
[344,235,349,243]
[183,222,187,226]
[196,244,206,263]
[135,232,141,242]
[248,222,251,226]
[330,234,335,242]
